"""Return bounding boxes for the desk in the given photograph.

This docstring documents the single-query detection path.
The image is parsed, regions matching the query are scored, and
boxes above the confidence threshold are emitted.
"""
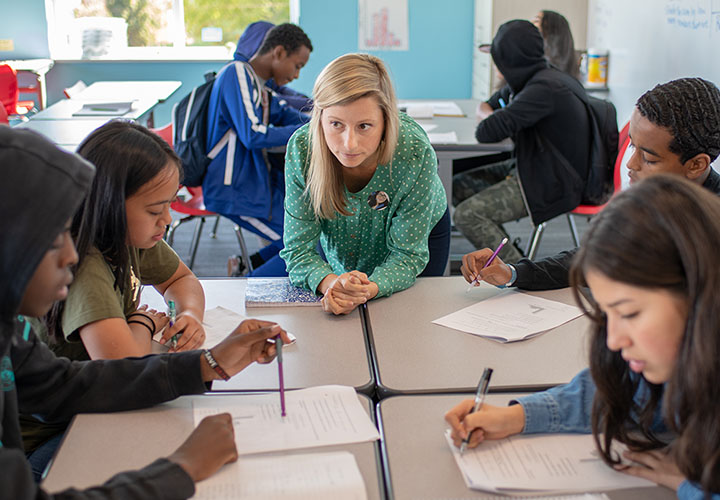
[377,393,673,499]
[3,58,54,109]
[14,118,109,151]
[401,99,514,207]
[43,393,384,499]
[142,279,374,393]
[365,276,589,396]
[30,97,162,122]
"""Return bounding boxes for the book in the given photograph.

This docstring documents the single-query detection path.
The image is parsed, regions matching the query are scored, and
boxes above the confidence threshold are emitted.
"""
[245,278,321,307]
[72,101,133,116]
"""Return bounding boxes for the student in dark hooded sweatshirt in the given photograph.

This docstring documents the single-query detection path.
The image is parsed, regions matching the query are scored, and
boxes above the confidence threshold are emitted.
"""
[0,127,291,497]
[233,20,312,111]
[452,20,591,264]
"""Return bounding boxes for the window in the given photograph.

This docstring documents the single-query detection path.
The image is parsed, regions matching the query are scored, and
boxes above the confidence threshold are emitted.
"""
[46,0,291,60]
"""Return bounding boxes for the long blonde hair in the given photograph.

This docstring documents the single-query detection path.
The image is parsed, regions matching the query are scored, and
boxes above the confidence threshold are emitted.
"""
[306,53,399,219]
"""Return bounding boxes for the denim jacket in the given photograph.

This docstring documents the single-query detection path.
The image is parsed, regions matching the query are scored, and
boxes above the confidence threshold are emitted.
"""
[515,369,718,499]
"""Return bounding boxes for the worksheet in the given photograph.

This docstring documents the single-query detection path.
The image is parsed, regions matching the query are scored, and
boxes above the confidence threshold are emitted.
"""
[446,431,655,495]
[193,385,380,454]
[432,290,583,342]
[193,451,367,500]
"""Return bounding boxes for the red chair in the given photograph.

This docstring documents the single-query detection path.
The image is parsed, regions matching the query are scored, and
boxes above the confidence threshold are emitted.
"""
[151,123,253,273]
[525,121,630,259]
[0,65,36,120]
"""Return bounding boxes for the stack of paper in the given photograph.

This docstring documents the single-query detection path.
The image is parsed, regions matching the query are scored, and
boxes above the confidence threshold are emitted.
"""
[72,101,133,116]
[447,432,655,495]
[433,289,583,342]
[193,452,367,500]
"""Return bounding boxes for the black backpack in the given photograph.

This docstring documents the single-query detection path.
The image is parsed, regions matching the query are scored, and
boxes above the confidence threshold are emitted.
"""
[172,70,220,187]
[580,94,619,205]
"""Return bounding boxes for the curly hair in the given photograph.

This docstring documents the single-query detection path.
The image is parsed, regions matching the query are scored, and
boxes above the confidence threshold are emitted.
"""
[636,77,720,163]
[257,23,312,56]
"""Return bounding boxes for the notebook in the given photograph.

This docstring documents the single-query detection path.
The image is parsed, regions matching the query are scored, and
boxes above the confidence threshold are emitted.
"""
[245,278,321,307]
[72,102,133,116]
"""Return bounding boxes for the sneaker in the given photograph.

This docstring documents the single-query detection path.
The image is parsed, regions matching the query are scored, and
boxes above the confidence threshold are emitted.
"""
[227,254,247,277]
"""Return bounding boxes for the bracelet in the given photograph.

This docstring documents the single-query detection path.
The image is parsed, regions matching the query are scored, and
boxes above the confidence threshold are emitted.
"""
[126,312,157,334]
[127,320,154,337]
[203,349,231,381]
[496,264,517,289]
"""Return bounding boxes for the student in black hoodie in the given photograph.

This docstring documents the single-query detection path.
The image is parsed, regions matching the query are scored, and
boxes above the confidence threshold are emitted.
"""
[453,19,591,263]
[0,126,291,498]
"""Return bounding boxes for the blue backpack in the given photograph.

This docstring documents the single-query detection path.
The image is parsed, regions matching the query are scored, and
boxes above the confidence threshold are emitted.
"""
[172,70,231,187]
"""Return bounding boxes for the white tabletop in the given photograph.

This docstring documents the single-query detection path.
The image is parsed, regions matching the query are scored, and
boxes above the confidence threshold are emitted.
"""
[142,279,374,393]
[14,118,109,150]
[71,81,182,103]
[365,277,590,395]
[378,393,674,500]
[43,393,384,499]
[30,98,159,121]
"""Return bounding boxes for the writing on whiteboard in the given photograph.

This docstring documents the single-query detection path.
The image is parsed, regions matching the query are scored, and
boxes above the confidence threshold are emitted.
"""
[666,2,710,31]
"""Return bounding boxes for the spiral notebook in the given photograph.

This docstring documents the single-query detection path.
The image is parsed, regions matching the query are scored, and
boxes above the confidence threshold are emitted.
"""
[245,278,321,307]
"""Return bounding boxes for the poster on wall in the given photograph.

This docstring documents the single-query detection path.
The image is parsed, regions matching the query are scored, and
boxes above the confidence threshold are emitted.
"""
[358,0,409,51]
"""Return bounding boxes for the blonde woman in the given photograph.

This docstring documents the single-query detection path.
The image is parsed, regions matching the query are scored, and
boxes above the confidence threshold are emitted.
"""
[279,54,449,315]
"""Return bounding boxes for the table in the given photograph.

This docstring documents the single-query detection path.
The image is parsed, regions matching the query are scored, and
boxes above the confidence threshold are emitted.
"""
[30,97,163,122]
[3,58,54,109]
[401,99,514,207]
[43,393,385,500]
[377,393,674,500]
[365,276,590,396]
[142,279,374,393]
[14,118,109,151]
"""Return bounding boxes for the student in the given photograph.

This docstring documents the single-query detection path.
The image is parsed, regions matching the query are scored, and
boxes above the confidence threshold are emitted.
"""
[43,120,205,361]
[462,77,720,290]
[453,20,591,263]
[233,20,312,111]
[533,10,579,79]
[203,23,312,276]
[279,53,450,315]
[446,175,720,498]
[1,126,291,496]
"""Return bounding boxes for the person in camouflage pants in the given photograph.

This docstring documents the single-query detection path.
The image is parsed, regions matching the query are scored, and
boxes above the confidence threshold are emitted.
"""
[452,158,526,263]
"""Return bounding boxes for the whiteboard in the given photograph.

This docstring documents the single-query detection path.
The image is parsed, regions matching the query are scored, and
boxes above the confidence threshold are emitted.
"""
[588,0,720,125]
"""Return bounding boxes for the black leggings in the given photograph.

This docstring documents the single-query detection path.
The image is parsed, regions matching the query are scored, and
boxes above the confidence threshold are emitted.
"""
[420,207,451,277]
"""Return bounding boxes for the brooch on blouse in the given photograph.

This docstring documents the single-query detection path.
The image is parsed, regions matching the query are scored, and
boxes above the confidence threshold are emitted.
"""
[368,191,390,211]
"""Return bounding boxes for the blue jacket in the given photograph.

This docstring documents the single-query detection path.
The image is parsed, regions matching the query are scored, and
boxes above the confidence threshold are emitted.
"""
[233,21,312,111]
[203,61,308,219]
[516,369,718,499]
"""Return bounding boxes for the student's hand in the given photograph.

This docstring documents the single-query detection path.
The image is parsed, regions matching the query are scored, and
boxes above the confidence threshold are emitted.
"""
[134,304,170,332]
[476,101,495,121]
[160,310,206,352]
[444,401,525,449]
[168,413,237,482]
[202,319,291,381]
[618,448,685,491]
[461,249,513,287]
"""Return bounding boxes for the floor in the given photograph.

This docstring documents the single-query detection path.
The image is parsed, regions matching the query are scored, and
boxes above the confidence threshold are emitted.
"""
[167,210,590,278]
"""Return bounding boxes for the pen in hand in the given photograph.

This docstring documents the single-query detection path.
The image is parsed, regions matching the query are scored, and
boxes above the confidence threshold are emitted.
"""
[467,237,508,290]
[168,300,178,349]
[460,367,494,455]
[276,334,286,417]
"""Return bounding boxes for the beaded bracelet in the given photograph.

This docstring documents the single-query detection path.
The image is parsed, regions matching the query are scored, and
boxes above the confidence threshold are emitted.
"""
[203,349,231,381]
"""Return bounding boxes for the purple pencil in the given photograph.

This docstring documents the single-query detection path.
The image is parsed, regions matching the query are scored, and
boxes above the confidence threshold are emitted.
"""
[276,335,286,416]
[467,237,509,290]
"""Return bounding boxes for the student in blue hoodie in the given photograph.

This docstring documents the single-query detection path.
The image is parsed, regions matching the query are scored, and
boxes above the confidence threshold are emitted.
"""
[203,23,312,276]
[233,21,312,111]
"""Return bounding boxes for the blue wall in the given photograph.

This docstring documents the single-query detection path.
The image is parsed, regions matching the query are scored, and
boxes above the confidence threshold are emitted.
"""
[0,0,49,59]
[294,0,475,99]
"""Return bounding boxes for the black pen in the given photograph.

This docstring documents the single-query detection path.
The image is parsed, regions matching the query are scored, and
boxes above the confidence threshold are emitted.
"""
[460,367,494,455]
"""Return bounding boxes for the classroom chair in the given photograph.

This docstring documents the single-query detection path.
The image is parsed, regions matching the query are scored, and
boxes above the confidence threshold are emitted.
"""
[525,122,630,259]
[151,123,253,273]
[0,65,36,121]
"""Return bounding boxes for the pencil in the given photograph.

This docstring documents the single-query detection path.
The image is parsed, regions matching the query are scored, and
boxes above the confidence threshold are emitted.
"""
[276,334,286,417]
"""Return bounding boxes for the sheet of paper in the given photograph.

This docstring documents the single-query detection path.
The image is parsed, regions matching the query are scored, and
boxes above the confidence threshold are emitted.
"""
[72,101,133,116]
[193,451,367,500]
[152,306,296,350]
[193,385,380,455]
[401,103,434,119]
[432,289,583,342]
[428,131,458,144]
[446,432,654,495]
[399,100,465,117]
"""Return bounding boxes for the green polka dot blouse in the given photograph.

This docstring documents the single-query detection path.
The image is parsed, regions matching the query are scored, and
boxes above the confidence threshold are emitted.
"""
[279,113,447,298]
